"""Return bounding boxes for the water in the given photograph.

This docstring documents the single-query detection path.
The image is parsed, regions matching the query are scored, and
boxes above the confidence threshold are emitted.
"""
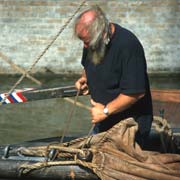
[0,75,179,144]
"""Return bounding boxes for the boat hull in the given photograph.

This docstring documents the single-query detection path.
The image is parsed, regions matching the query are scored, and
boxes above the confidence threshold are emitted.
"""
[0,129,179,179]
[0,160,99,180]
[0,136,99,180]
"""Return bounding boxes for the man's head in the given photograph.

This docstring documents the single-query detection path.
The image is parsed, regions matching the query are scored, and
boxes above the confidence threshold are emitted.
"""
[74,6,111,64]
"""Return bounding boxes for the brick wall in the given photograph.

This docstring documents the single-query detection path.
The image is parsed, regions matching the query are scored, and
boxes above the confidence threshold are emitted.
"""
[0,0,179,75]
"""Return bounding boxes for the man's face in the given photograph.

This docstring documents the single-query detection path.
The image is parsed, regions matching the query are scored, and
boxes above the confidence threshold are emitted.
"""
[76,24,90,48]
[75,19,107,65]
[75,11,96,48]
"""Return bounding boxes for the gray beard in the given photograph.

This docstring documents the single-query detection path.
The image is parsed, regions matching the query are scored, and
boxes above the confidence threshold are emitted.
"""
[87,40,107,65]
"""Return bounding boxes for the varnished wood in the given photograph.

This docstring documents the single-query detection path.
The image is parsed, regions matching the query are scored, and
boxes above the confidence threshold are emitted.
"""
[151,89,180,103]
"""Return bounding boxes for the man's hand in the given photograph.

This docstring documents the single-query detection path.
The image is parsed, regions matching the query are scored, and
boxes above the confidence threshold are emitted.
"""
[75,76,89,95]
[90,99,107,124]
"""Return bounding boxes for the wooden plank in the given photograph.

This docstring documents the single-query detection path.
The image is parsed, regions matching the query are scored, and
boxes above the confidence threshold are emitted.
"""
[151,89,180,103]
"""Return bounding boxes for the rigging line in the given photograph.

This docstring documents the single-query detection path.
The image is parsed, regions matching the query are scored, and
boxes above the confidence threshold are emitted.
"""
[81,124,95,149]
[0,0,86,105]
[64,98,96,148]
[61,93,95,148]
[64,97,96,148]
[65,97,91,111]
[60,89,81,143]
[27,0,87,74]
[0,51,42,85]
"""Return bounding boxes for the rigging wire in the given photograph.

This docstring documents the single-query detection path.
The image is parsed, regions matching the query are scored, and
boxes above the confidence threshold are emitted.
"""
[60,90,95,148]
[0,51,42,85]
[60,89,81,143]
[64,95,96,147]
[63,93,96,147]
[81,124,95,149]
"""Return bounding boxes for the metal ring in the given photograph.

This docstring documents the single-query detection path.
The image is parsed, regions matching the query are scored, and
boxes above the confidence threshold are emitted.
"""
[77,150,93,162]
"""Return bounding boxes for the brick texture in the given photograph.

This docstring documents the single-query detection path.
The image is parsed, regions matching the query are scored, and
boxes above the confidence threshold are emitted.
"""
[0,0,179,75]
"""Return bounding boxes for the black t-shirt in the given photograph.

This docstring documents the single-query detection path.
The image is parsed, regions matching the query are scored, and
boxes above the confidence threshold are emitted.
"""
[81,24,153,136]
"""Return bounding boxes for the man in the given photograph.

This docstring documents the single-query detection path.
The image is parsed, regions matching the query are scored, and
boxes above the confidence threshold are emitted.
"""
[74,6,153,147]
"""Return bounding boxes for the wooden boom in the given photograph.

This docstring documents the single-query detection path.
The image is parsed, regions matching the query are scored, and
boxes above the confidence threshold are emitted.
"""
[0,85,82,105]
[0,85,179,105]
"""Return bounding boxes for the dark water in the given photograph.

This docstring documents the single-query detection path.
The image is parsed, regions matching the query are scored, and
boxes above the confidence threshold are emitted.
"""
[0,75,179,144]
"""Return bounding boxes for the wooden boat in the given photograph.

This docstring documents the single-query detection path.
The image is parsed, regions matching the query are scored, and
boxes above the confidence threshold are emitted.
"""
[0,124,180,179]
[0,86,179,179]
[0,136,99,180]
[0,125,179,180]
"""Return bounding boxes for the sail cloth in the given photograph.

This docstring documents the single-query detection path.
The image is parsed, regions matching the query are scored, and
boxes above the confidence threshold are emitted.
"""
[80,118,180,180]
[19,118,180,180]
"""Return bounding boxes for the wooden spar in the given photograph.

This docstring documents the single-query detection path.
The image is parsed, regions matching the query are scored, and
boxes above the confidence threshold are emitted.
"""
[21,85,80,101]
[0,85,82,105]
[0,85,179,105]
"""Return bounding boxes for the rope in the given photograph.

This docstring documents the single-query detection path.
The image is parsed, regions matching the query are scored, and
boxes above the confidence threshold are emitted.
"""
[18,143,94,175]
[65,97,91,111]
[64,96,96,149]
[60,89,81,143]
[81,124,95,149]
[19,160,78,175]
[153,116,175,153]
[0,0,86,105]
[153,116,172,136]
[65,94,95,149]
[64,96,96,148]
[0,51,42,85]
[26,0,86,75]
[47,145,85,155]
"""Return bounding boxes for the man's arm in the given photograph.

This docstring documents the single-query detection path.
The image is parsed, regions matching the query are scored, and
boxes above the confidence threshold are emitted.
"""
[91,93,145,124]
